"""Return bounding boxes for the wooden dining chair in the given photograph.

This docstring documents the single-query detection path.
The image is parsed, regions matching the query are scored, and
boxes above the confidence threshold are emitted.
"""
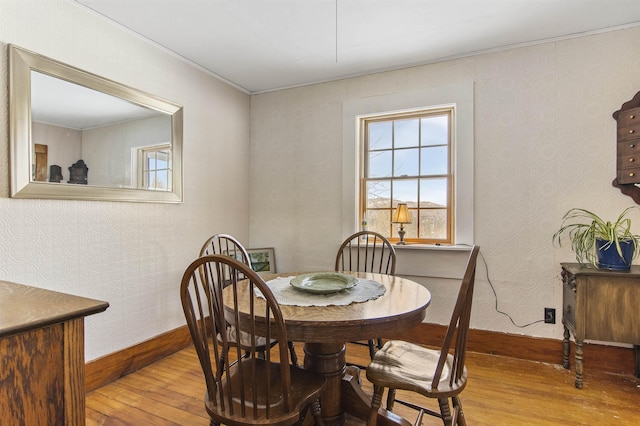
[335,231,397,276]
[199,233,298,367]
[180,254,326,426]
[335,231,397,361]
[200,233,252,266]
[365,245,480,426]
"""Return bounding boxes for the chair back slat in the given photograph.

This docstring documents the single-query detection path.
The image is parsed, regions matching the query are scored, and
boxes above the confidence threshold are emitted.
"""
[200,233,252,264]
[335,231,397,275]
[200,234,253,283]
[180,254,294,422]
[431,246,479,389]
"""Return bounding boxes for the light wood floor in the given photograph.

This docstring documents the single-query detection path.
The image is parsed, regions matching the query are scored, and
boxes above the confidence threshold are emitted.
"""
[86,343,640,425]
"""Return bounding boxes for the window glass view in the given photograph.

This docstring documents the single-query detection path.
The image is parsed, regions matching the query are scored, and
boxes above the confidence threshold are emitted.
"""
[138,145,172,191]
[361,108,453,244]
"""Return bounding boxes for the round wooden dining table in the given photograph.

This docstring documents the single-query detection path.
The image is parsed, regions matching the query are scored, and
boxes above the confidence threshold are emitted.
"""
[226,271,432,426]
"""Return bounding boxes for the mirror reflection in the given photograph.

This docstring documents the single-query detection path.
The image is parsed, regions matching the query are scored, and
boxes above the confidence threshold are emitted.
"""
[9,44,183,202]
[31,71,173,191]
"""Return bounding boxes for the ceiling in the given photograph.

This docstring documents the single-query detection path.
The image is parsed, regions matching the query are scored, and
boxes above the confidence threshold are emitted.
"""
[73,0,640,94]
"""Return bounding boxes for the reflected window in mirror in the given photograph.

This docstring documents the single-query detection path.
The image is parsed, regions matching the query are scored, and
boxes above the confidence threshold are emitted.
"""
[137,144,172,191]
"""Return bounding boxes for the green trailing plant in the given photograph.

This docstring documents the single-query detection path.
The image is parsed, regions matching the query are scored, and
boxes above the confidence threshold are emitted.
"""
[552,207,640,267]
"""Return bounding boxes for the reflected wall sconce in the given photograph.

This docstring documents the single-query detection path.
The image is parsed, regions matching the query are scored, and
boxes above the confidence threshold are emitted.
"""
[392,203,411,245]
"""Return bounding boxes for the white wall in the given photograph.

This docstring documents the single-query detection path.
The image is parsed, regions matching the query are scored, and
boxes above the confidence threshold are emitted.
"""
[0,0,251,361]
[83,115,171,187]
[250,25,640,340]
[32,121,82,181]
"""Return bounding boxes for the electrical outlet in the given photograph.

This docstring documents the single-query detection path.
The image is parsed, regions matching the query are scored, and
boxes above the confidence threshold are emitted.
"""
[544,307,556,324]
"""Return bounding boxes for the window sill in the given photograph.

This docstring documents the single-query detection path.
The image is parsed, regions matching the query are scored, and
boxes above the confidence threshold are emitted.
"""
[392,244,472,252]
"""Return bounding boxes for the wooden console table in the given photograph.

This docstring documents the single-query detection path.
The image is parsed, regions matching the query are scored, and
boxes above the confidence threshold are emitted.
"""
[0,280,108,425]
[561,263,640,388]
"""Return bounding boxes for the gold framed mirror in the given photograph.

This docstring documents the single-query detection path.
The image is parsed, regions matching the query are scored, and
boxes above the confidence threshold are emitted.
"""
[9,44,183,203]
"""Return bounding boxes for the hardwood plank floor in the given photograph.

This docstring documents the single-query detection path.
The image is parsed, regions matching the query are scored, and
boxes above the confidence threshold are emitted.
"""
[86,343,640,425]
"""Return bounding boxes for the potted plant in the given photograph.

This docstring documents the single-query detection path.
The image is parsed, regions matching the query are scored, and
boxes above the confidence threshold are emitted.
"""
[552,207,640,271]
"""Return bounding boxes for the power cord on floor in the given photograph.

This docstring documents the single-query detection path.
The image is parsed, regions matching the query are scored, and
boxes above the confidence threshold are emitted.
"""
[477,250,545,328]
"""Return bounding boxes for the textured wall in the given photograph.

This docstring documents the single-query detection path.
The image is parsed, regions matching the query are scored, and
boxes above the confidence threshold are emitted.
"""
[2,1,639,360]
[0,0,251,361]
[250,26,640,340]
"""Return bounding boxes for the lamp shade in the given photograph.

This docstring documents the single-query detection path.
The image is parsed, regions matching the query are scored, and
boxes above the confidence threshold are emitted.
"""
[392,203,411,224]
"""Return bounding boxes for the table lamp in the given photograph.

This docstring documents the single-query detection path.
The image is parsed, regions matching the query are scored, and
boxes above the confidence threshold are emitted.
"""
[392,203,411,245]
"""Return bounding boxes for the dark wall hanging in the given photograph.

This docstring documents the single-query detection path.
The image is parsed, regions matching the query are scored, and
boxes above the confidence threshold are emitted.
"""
[612,91,640,204]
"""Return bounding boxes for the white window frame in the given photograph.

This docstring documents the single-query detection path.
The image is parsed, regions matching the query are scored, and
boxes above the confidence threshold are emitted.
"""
[131,143,172,191]
[341,82,474,246]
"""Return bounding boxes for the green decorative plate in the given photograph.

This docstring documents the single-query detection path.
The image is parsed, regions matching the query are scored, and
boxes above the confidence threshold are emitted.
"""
[290,272,358,294]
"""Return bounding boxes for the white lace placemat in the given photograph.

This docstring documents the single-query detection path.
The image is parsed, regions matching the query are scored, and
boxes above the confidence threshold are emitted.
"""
[255,275,386,307]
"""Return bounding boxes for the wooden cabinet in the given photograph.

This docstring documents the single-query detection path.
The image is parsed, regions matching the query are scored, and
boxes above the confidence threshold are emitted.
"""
[561,263,640,388]
[612,91,640,203]
[0,280,108,425]
[615,106,640,184]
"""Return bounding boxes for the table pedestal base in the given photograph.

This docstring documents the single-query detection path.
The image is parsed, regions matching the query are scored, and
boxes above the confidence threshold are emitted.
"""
[304,343,346,426]
[304,342,411,426]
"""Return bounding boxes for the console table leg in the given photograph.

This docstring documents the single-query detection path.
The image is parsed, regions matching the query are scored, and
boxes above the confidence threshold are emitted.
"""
[635,345,640,378]
[575,340,584,389]
[562,326,570,369]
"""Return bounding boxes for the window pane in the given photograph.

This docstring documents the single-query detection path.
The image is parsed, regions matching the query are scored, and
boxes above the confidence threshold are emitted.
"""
[156,157,168,170]
[369,121,392,150]
[394,118,419,148]
[147,155,156,170]
[420,178,448,207]
[421,115,448,146]
[148,171,156,188]
[393,179,418,204]
[156,169,168,189]
[366,209,392,236]
[421,146,448,175]
[394,148,419,177]
[369,150,392,178]
[367,180,391,208]
[419,209,447,239]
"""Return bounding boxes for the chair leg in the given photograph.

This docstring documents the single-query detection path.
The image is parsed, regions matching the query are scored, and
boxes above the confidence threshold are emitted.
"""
[452,396,466,426]
[345,364,362,384]
[386,388,397,412]
[310,399,324,426]
[367,384,385,426]
[438,398,453,426]
[288,341,299,366]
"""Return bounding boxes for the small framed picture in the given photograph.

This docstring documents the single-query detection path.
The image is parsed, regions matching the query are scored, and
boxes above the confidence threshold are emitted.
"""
[247,247,276,275]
